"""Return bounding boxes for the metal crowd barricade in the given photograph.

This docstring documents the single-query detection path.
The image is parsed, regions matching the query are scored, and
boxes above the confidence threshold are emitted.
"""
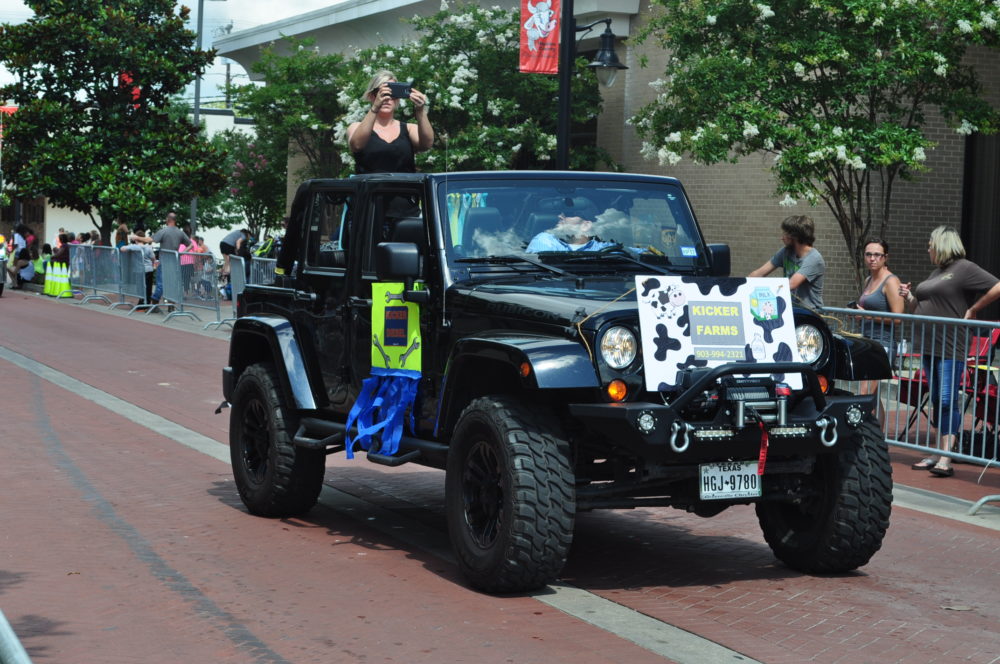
[157,249,200,323]
[67,244,94,300]
[206,255,244,330]
[113,246,155,314]
[158,249,223,325]
[92,245,123,306]
[823,306,1000,514]
[249,257,276,285]
[71,244,122,306]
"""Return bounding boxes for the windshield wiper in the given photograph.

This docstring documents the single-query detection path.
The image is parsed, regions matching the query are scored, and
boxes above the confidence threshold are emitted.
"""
[557,244,673,275]
[456,254,575,277]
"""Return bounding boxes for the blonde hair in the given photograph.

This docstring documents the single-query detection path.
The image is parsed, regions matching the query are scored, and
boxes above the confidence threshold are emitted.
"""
[928,225,965,266]
[364,70,396,99]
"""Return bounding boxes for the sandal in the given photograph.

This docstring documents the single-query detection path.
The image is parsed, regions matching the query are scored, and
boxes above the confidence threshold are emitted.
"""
[911,458,938,470]
[928,463,954,477]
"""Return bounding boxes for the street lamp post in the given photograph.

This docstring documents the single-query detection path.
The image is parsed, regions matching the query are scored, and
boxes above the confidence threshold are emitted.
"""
[190,0,225,238]
[555,0,628,170]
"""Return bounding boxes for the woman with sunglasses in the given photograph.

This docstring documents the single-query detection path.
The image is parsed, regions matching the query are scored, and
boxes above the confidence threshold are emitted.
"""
[857,239,905,359]
[854,239,906,407]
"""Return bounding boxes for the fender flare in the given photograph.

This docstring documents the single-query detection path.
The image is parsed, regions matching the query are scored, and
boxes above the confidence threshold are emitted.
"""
[435,335,598,437]
[226,315,319,410]
[830,333,892,381]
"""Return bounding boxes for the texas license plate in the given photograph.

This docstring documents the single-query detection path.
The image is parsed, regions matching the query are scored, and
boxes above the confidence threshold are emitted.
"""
[699,461,762,500]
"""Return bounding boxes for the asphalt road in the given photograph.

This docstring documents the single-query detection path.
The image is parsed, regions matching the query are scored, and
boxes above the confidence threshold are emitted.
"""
[2,289,999,664]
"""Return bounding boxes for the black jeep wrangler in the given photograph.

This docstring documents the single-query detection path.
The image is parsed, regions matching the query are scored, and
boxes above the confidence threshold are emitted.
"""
[222,171,893,593]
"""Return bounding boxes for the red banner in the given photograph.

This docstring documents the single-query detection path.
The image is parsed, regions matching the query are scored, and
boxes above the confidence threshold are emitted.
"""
[519,0,560,74]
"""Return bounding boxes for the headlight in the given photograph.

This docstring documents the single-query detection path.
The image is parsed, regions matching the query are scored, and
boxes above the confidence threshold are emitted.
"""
[796,324,825,364]
[600,326,637,369]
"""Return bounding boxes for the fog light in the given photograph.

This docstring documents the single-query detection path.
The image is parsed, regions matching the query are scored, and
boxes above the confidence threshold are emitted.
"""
[845,404,863,427]
[636,410,656,434]
[607,379,628,402]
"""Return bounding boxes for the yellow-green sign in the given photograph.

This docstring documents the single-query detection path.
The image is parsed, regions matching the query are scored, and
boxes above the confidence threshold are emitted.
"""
[371,282,422,372]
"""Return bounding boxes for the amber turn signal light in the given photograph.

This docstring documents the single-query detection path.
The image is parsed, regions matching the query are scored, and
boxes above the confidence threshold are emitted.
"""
[606,379,627,402]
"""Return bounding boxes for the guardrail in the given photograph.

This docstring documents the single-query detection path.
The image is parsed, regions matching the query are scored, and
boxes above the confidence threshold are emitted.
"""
[205,255,243,331]
[822,306,1000,514]
[58,245,222,325]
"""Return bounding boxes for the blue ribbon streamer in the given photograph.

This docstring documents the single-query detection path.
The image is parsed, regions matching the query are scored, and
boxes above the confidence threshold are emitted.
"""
[344,367,420,459]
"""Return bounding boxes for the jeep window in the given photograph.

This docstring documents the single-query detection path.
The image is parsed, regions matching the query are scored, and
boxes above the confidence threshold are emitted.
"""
[305,190,352,270]
[438,180,705,269]
[361,189,427,275]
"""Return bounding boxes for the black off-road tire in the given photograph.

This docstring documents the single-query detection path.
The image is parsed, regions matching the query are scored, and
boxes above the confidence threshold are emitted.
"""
[230,363,325,517]
[756,420,892,573]
[445,396,575,593]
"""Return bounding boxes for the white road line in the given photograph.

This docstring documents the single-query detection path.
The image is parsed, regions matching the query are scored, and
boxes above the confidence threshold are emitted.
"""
[7,343,998,661]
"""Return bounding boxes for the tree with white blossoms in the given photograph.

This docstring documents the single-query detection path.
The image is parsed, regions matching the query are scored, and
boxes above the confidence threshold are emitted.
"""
[632,0,1000,284]
[336,2,616,173]
[229,36,348,179]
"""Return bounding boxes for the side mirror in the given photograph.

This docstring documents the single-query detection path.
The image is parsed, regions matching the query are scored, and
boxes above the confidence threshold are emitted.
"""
[375,242,431,304]
[376,242,421,280]
[707,243,731,277]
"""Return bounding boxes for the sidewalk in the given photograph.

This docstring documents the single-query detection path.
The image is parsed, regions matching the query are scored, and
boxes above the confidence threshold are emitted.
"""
[8,277,233,341]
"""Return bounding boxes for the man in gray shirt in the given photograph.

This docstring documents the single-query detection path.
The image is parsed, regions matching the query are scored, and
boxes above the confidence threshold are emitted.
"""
[749,214,826,309]
[133,212,192,307]
[152,212,191,252]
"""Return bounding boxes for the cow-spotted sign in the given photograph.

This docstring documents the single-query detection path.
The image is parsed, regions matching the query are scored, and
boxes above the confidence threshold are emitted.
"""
[635,276,801,391]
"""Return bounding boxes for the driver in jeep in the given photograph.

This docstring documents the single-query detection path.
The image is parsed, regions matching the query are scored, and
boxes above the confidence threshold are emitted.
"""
[526,212,616,252]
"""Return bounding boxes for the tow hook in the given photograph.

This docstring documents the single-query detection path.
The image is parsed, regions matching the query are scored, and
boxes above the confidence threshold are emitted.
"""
[670,420,694,453]
[816,416,838,447]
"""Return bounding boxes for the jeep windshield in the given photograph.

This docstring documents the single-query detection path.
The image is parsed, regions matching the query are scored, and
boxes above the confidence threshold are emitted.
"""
[436,177,707,275]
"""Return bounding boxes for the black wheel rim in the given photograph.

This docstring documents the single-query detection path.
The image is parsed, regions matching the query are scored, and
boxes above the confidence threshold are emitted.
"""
[461,439,504,549]
[241,391,272,485]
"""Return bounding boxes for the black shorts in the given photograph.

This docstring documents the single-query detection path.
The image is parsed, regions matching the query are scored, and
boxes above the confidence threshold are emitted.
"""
[220,242,237,256]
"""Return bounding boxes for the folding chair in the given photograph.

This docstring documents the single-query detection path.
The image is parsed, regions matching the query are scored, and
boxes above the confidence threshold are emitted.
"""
[896,369,930,433]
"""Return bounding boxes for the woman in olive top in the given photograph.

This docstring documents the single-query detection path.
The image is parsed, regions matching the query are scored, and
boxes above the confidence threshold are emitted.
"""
[900,225,1000,477]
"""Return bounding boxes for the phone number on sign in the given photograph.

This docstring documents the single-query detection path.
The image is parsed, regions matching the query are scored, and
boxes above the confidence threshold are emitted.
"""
[694,348,746,360]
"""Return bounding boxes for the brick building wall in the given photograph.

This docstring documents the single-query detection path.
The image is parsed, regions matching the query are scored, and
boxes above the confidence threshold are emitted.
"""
[597,3,999,310]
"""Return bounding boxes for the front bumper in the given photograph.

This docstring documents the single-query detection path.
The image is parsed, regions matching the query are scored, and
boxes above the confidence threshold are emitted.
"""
[569,362,873,463]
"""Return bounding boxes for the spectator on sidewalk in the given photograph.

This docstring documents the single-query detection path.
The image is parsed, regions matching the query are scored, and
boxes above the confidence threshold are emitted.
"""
[133,212,191,304]
[900,225,1000,477]
[749,214,826,310]
[114,223,129,249]
[6,224,36,289]
[120,230,156,304]
[219,228,250,277]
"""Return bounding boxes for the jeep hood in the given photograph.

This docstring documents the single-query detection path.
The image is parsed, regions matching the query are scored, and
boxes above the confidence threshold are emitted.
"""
[451,279,640,330]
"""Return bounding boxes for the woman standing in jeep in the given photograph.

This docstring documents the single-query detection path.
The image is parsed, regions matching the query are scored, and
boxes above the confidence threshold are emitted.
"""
[347,70,434,174]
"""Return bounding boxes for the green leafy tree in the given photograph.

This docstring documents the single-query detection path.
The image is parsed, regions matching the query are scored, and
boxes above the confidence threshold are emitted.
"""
[336,2,615,173]
[632,0,1000,283]
[218,130,287,239]
[0,0,226,243]
[228,37,348,180]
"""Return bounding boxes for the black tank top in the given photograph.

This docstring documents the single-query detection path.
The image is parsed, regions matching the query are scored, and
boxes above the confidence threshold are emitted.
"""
[353,121,416,173]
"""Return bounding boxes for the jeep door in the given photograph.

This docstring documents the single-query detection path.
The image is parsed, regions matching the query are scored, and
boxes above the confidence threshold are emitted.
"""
[296,183,356,412]
[347,183,436,431]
